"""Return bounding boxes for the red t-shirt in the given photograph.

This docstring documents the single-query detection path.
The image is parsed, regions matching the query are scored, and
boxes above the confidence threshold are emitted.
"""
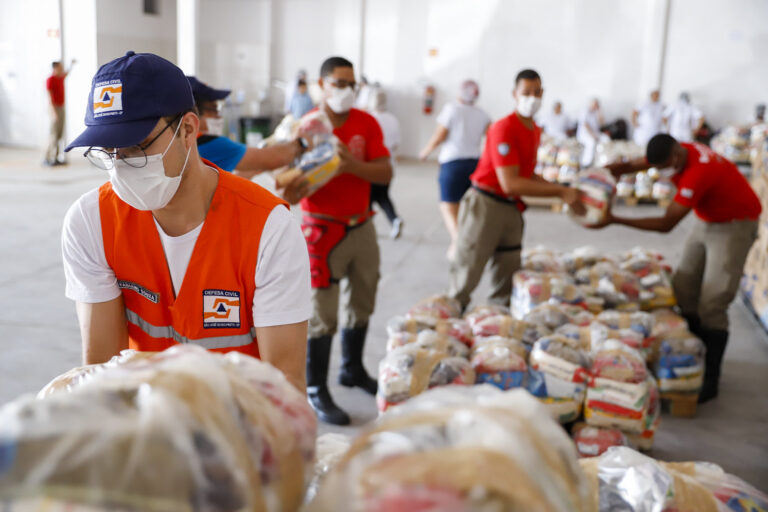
[46,75,65,106]
[470,112,541,204]
[301,108,390,217]
[672,142,761,222]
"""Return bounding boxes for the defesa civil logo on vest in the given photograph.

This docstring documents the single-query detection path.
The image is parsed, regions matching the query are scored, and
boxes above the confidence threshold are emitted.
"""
[93,79,123,118]
[203,289,241,329]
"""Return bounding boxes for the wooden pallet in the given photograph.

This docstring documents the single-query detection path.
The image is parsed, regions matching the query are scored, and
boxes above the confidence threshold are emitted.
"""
[660,391,699,418]
[617,196,671,209]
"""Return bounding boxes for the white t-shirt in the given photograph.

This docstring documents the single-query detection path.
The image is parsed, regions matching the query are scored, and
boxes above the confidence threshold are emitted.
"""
[436,102,490,163]
[541,112,571,141]
[665,101,702,142]
[61,187,312,328]
[634,100,666,146]
[371,110,402,156]
[577,109,601,143]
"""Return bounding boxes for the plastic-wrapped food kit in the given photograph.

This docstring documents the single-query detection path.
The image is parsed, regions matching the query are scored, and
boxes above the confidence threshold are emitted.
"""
[512,271,584,318]
[559,246,609,273]
[590,322,653,361]
[463,303,511,328]
[586,341,650,433]
[407,294,463,321]
[654,332,705,393]
[2,345,317,512]
[385,316,473,352]
[524,303,574,330]
[572,424,629,458]
[376,346,475,412]
[522,246,566,273]
[470,314,550,347]
[567,168,616,225]
[650,309,688,338]
[596,310,655,338]
[308,387,595,512]
[527,335,591,423]
[580,446,768,512]
[470,336,528,390]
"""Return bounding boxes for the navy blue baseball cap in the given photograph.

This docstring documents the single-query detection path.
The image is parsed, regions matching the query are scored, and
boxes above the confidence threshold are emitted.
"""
[187,76,231,104]
[65,51,195,152]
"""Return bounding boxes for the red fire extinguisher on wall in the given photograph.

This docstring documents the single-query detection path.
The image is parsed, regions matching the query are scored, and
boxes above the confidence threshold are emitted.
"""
[423,85,435,114]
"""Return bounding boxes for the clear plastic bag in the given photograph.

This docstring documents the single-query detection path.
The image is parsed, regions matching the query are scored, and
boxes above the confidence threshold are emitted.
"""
[386,316,473,350]
[470,336,527,390]
[567,168,616,226]
[463,304,511,328]
[596,310,655,339]
[572,424,629,458]
[407,295,462,321]
[654,332,705,393]
[470,314,550,347]
[308,387,595,512]
[512,271,584,319]
[524,303,573,330]
[4,345,317,512]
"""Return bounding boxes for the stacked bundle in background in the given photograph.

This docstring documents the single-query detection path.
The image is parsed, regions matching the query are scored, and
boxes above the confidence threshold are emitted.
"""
[0,345,317,512]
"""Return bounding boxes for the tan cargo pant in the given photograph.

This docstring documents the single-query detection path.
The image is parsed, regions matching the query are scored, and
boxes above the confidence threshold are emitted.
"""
[673,218,758,330]
[46,106,65,164]
[449,187,524,309]
[308,219,380,338]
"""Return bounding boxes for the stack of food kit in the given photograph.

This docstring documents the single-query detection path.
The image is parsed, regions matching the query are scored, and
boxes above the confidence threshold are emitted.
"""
[0,345,317,511]
[594,140,644,169]
[711,125,752,165]
[307,388,767,512]
[535,135,583,185]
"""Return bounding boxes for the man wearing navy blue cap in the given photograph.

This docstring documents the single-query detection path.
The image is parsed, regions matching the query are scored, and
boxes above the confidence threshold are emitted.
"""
[188,76,306,183]
[60,52,312,392]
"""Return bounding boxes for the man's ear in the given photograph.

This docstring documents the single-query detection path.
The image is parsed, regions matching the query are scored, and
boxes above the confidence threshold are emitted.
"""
[182,113,199,142]
[318,77,325,89]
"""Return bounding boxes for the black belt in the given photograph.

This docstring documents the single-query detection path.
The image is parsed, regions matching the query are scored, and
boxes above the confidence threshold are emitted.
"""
[497,244,522,252]
[471,185,519,206]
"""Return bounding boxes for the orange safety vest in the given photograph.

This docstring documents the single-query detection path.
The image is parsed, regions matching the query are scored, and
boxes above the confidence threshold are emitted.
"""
[99,161,287,357]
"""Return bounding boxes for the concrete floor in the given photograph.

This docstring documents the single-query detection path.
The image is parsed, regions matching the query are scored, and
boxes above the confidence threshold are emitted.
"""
[1,146,767,489]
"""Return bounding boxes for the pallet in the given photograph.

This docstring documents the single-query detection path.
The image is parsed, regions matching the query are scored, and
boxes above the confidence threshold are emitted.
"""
[617,196,671,209]
[660,391,699,418]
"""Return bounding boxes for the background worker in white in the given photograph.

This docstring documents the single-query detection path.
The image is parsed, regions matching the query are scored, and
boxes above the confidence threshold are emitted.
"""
[664,92,704,143]
[419,80,491,259]
[540,101,572,141]
[576,98,604,167]
[370,90,404,238]
[633,89,666,146]
[61,52,311,391]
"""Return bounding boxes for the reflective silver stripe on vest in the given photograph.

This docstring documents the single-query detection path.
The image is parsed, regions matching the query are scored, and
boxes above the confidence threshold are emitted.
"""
[125,309,256,349]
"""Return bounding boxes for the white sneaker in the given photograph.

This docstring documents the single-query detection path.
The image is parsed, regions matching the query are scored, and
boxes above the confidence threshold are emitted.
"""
[390,218,403,239]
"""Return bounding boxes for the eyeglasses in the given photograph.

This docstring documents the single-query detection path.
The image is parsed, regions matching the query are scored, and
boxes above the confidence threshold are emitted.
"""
[326,78,358,91]
[83,115,181,170]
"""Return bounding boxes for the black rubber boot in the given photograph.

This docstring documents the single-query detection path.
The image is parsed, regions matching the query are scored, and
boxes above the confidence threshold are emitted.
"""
[307,335,350,425]
[338,325,378,395]
[682,313,702,337]
[698,328,729,403]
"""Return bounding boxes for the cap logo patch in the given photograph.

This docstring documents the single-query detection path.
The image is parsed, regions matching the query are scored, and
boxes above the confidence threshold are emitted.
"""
[93,79,123,118]
[681,188,694,198]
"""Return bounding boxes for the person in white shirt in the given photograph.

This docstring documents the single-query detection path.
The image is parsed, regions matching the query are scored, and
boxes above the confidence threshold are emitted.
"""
[577,98,604,167]
[632,89,666,147]
[419,79,491,258]
[541,101,572,141]
[370,90,404,239]
[664,92,704,143]
[60,51,311,392]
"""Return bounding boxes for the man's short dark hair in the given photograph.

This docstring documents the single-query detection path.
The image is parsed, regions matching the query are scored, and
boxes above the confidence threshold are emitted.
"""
[52,61,61,68]
[646,133,678,165]
[515,69,540,85]
[320,56,354,78]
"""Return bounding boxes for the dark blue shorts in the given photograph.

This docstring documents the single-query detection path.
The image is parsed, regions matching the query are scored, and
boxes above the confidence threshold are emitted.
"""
[438,158,479,203]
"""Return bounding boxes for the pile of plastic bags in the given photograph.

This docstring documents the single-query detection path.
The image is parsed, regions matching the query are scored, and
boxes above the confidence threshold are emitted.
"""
[1,345,317,511]
[567,168,617,226]
[535,136,582,184]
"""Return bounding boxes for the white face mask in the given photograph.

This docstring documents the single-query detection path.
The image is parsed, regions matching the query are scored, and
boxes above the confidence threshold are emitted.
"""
[325,84,356,114]
[516,95,542,118]
[205,117,224,136]
[109,121,191,211]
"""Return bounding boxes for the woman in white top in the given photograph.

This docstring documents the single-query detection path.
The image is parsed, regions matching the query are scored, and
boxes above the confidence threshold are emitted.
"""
[576,98,604,167]
[664,92,704,142]
[419,80,491,257]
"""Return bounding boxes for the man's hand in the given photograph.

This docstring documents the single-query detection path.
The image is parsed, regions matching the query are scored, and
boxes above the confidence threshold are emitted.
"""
[336,142,362,175]
[561,187,587,216]
[418,148,430,161]
[279,172,310,205]
[585,211,614,229]
[605,161,624,179]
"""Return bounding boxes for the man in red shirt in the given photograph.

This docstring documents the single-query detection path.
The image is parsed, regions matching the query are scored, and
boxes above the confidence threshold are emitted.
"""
[597,134,761,402]
[286,56,392,425]
[45,60,75,166]
[449,69,583,309]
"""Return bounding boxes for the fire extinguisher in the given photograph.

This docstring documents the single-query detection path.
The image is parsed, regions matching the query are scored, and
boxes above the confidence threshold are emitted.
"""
[423,85,435,114]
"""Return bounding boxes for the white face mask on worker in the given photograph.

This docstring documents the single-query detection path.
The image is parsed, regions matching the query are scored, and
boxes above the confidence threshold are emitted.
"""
[205,117,225,136]
[109,122,191,211]
[325,85,356,114]
[516,95,542,118]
